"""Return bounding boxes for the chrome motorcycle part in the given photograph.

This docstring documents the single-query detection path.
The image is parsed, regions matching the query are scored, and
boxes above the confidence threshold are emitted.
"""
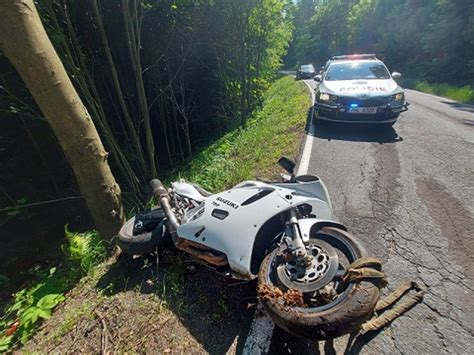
[150,179,180,233]
[287,215,308,259]
[276,239,339,293]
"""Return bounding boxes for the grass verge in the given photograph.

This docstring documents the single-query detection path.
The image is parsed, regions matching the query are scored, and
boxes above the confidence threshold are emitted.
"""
[167,76,311,191]
[402,79,474,104]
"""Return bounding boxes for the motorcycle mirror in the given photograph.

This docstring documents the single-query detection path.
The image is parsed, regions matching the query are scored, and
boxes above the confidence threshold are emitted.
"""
[278,157,296,175]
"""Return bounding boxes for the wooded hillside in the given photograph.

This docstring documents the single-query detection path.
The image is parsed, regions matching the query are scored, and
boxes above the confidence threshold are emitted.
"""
[287,0,474,85]
[0,0,293,202]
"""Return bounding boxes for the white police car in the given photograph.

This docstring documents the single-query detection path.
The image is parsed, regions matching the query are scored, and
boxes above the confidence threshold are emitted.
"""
[313,54,409,125]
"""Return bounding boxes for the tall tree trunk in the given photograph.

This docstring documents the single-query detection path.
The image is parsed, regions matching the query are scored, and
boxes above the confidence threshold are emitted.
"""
[122,0,157,177]
[0,0,124,240]
[90,0,148,177]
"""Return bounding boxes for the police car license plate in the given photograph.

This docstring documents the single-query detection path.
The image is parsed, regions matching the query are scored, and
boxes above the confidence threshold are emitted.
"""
[348,107,377,114]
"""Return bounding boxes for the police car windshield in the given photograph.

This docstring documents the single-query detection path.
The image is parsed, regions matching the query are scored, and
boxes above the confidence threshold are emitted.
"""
[301,65,314,72]
[325,62,390,81]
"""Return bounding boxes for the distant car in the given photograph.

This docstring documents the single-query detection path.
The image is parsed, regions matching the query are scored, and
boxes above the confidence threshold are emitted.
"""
[313,54,409,125]
[296,64,316,80]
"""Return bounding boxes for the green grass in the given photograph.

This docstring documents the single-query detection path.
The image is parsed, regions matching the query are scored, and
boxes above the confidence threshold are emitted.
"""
[411,81,474,104]
[167,76,311,192]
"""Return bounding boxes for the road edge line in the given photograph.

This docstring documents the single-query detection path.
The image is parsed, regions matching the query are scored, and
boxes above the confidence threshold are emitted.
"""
[242,78,316,355]
[296,79,316,176]
[242,303,275,355]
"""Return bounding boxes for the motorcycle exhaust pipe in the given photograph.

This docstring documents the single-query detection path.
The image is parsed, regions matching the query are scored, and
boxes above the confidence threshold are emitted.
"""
[150,179,180,233]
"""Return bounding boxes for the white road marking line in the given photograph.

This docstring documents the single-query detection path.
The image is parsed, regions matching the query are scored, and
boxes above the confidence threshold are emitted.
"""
[242,78,316,355]
[242,303,275,355]
[296,80,316,176]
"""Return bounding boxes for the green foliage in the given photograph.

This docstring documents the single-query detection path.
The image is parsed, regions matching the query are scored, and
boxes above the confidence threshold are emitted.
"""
[204,0,293,125]
[63,227,106,273]
[1,0,294,202]
[167,76,310,191]
[0,229,107,351]
[288,0,474,86]
[0,0,293,201]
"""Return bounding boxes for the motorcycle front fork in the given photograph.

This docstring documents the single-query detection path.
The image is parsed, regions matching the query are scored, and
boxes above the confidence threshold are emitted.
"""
[283,213,312,267]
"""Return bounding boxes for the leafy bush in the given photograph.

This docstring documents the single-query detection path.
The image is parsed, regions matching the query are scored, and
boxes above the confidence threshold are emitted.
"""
[0,228,106,352]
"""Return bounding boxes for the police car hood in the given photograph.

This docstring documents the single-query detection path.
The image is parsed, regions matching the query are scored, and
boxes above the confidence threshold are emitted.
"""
[322,79,399,97]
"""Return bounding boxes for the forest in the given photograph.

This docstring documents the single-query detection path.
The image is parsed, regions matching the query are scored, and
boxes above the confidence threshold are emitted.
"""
[287,0,474,87]
[0,0,293,203]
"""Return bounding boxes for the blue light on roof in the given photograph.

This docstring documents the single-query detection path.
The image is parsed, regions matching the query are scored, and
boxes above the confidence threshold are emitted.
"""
[350,103,358,108]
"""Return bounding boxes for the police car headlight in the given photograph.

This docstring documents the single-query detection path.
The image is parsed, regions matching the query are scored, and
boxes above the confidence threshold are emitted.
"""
[393,92,404,102]
[319,93,331,101]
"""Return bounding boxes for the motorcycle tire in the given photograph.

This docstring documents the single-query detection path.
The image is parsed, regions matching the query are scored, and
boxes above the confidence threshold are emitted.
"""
[258,227,379,340]
[118,208,171,255]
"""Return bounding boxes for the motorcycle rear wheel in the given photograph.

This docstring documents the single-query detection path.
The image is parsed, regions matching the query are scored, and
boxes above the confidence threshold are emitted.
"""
[118,208,171,254]
[258,227,379,340]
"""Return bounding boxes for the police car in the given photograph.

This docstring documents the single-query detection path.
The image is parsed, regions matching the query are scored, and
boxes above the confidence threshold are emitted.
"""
[313,54,409,125]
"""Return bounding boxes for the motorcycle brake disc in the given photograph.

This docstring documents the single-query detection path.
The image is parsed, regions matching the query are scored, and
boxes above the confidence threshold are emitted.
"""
[276,239,339,293]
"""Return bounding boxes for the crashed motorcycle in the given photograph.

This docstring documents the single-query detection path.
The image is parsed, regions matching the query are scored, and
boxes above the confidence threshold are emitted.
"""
[118,157,379,339]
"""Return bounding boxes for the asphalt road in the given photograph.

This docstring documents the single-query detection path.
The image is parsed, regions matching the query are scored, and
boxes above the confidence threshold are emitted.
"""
[268,82,474,354]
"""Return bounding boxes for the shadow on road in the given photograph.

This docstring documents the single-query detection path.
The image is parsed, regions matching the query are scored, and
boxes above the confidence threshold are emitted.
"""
[440,100,474,114]
[311,121,402,144]
[268,325,383,354]
[440,101,474,126]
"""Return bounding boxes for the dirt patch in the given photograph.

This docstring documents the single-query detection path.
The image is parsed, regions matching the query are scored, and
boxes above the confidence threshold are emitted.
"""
[416,177,474,275]
[23,250,256,353]
[258,284,306,308]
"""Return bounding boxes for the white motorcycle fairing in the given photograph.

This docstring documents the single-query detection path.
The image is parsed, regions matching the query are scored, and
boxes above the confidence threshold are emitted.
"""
[176,180,334,278]
[172,181,206,202]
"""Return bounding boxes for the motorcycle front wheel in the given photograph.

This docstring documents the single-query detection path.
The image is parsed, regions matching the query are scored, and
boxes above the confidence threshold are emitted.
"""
[258,227,379,340]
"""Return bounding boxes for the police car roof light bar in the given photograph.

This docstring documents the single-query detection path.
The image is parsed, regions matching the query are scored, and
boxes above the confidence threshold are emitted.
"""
[331,54,377,61]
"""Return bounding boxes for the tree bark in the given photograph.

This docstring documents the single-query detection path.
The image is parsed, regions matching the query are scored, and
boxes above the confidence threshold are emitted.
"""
[0,0,125,240]
[90,0,148,177]
[122,0,157,177]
